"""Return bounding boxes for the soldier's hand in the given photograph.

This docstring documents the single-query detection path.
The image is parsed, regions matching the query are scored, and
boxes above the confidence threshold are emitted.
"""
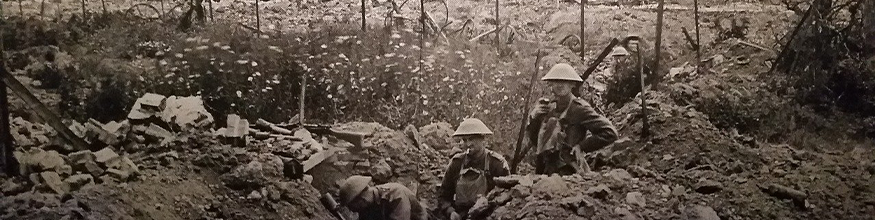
[529,99,551,119]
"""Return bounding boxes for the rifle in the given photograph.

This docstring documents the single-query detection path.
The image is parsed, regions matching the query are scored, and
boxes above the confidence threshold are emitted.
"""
[320,193,348,220]
[510,49,544,174]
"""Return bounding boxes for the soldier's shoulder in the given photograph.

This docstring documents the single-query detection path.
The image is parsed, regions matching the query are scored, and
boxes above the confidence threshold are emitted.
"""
[450,151,468,161]
[378,182,414,194]
[571,97,593,107]
[486,150,508,161]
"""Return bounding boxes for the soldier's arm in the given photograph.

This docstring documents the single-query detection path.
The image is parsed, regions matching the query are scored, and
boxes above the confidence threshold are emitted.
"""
[440,156,463,203]
[387,193,413,220]
[574,101,619,153]
[490,154,511,177]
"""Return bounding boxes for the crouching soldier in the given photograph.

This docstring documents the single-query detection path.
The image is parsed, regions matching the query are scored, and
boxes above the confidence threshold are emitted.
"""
[439,118,510,220]
[338,175,428,220]
[528,63,619,175]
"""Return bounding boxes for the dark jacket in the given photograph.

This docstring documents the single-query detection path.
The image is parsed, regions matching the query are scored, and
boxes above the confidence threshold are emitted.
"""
[526,97,618,174]
[357,183,428,220]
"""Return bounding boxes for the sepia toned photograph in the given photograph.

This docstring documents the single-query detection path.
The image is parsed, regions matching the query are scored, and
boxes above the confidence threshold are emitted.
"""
[0,0,873,219]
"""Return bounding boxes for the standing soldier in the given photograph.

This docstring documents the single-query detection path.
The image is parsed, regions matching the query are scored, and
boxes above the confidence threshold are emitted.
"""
[439,118,510,220]
[338,175,428,220]
[527,63,619,175]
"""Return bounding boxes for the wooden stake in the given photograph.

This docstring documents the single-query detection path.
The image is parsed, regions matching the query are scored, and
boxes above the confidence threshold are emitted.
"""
[0,5,17,175]
[510,49,544,174]
[494,0,500,47]
[209,0,214,22]
[40,0,46,20]
[693,0,701,74]
[299,74,306,125]
[81,0,86,17]
[580,0,586,59]
[256,0,260,32]
[101,0,107,13]
[419,0,425,76]
[637,43,648,138]
[361,0,366,31]
[19,0,23,17]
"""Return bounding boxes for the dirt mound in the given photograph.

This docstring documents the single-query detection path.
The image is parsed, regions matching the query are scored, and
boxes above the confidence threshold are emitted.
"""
[308,122,449,210]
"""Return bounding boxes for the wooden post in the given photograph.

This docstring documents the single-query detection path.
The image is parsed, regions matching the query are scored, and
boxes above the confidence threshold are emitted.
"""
[81,0,87,17]
[419,0,425,75]
[693,0,701,74]
[0,5,17,175]
[361,0,366,31]
[101,0,107,13]
[299,74,306,125]
[209,0,214,22]
[580,0,586,59]
[653,0,664,80]
[256,0,260,32]
[637,43,648,138]
[40,0,46,20]
[494,0,500,47]
[19,0,23,17]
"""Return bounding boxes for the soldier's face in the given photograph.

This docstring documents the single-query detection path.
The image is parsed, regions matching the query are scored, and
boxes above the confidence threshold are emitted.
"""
[627,40,639,53]
[458,135,486,153]
[547,81,575,98]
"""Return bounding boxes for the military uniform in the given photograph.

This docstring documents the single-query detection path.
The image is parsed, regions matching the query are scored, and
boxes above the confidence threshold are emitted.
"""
[355,183,428,220]
[440,149,510,213]
[526,64,617,175]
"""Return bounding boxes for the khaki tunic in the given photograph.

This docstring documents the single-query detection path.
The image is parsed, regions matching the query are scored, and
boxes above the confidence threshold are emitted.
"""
[526,97,618,175]
[440,149,510,211]
[356,183,428,220]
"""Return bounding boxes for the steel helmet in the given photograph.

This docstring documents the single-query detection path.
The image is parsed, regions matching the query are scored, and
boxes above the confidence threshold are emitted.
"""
[339,175,372,204]
[541,63,583,82]
[610,46,629,57]
[453,118,493,136]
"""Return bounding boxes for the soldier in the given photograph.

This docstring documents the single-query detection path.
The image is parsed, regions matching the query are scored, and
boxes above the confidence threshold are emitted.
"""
[439,118,510,220]
[338,175,428,220]
[527,63,619,175]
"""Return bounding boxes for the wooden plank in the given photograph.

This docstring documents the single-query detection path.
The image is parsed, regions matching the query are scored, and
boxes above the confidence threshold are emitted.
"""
[303,148,336,172]
[0,67,90,151]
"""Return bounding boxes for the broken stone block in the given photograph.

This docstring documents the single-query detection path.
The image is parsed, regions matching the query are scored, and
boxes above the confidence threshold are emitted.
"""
[161,96,214,129]
[94,147,120,165]
[106,168,131,181]
[606,168,633,182]
[120,156,140,175]
[40,171,69,194]
[84,161,104,177]
[695,179,723,194]
[128,93,167,121]
[55,165,73,176]
[683,205,720,220]
[145,124,173,140]
[139,93,167,111]
[64,174,95,191]
[625,192,646,207]
[1,179,27,195]
[68,150,95,166]
[86,119,121,146]
[224,114,249,138]
[586,184,612,200]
